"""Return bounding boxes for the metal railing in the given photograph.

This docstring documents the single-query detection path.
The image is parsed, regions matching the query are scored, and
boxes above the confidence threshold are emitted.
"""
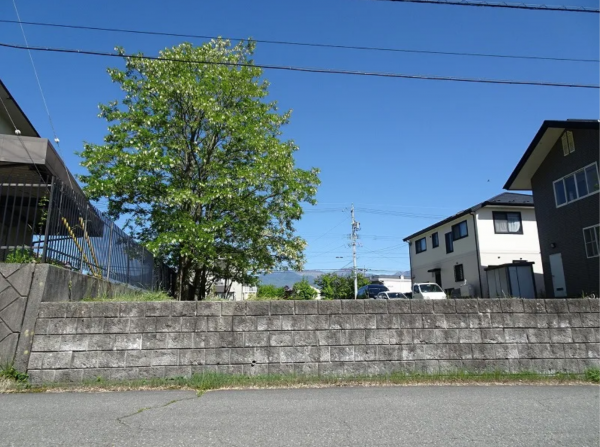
[0,174,175,293]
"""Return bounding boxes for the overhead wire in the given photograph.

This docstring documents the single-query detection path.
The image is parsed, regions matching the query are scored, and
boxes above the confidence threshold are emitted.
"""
[0,18,597,63]
[0,42,597,89]
[377,0,600,13]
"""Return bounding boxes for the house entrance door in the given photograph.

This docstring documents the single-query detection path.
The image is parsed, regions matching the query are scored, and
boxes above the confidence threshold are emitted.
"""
[549,253,566,297]
[434,271,442,288]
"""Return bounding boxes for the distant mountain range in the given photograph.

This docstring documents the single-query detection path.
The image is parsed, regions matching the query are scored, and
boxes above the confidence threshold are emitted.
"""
[258,270,410,288]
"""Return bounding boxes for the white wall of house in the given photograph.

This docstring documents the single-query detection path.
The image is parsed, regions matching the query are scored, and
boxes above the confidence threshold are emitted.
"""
[215,280,257,301]
[475,207,544,296]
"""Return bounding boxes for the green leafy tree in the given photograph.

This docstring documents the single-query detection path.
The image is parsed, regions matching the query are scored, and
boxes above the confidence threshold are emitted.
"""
[291,278,317,300]
[257,284,285,298]
[79,40,320,300]
[315,272,370,299]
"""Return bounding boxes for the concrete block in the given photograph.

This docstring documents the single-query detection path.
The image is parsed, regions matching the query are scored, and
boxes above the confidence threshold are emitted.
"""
[389,329,413,345]
[221,301,247,316]
[269,363,295,375]
[490,313,511,328]
[317,330,341,346]
[230,348,254,364]
[365,329,390,345]
[126,350,152,367]
[96,351,126,368]
[352,315,376,330]
[254,347,281,363]
[438,360,463,374]
[281,346,309,363]
[523,300,546,313]
[330,315,353,330]
[578,359,600,372]
[217,332,244,348]
[469,314,491,329]
[305,315,329,330]
[413,329,436,344]
[167,333,193,349]
[564,344,587,359]
[91,303,121,318]
[33,318,49,335]
[28,369,55,384]
[205,348,230,365]
[307,346,330,363]
[207,316,232,332]
[234,316,259,331]
[54,369,83,383]
[340,330,366,345]
[119,303,146,318]
[1,297,26,331]
[341,300,365,314]
[414,360,440,374]
[66,303,93,318]
[150,349,178,366]
[433,300,456,314]
[364,300,388,314]
[343,362,367,376]
[87,334,116,351]
[197,302,221,317]
[581,313,600,328]
[270,301,295,315]
[480,329,505,343]
[544,299,569,314]
[72,351,98,369]
[424,344,449,360]
[318,300,341,315]
[536,314,560,329]
[458,329,482,344]
[245,332,270,347]
[354,345,377,361]
[434,329,459,344]
[47,319,77,335]
[270,332,293,347]
[329,346,353,362]
[550,328,573,343]
[318,362,345,377]
[295,301,317,314]
[572,328,599,343]
[494,344,519,359]
[246,301,270,316]
[142,333,168,350]
[136,366,166,379]
[281,315,306,331]
[377,345,399,361]
[155,317,181,333]
[194,317,208,332]
[558,314,581,328]
[181,317,196,332]
[193,333,220,349]
[444,314,468,329]
[293,331,318,346]
[589,299,600,313]
[245,364,269,376]
[410,300,434,314]
[365,361,392,376]
[477,299,502,313]
[586,343,600,359]
[471,344,497,360]
[171,302,196,317]
[499,299,524,313]
[110,367,143,381]
[76,318,104,334]
[423,314,446,329]
[37,303,67,319]
[512,313,536,328]
[525,329,550,343]
[399,345,418,361]
[103,318,130,334]
[27,352,45,369]
[455,300,479,314]
[165,366,192,378]
[60,335,89,351]
[129,318,152,334]
[387,300,411,314]
[398,314,423,329]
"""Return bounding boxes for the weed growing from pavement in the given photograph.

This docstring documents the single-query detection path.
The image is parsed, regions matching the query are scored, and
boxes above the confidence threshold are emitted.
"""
[2,369,599,393]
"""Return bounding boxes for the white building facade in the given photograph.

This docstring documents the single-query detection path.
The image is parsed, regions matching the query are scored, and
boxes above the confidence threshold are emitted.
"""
[403,193,544,298]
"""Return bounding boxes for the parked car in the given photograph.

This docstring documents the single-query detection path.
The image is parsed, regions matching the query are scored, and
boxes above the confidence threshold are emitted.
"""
[411,283,446,300]
[375,291,408,299]
[357,284,389,299]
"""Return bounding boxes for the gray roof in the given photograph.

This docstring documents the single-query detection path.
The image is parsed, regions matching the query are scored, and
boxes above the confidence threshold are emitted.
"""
[402,192,533,241]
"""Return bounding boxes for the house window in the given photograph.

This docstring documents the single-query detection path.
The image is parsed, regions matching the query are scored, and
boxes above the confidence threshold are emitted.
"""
[415,237,427,254]
[445,232,453,253]
[561,131,575,156]
[432,232,439,248]
[452,221,468,240]
[454,264,464,282]
[583,225,599,258]
[554,163,599,207]
[493,212,523,234]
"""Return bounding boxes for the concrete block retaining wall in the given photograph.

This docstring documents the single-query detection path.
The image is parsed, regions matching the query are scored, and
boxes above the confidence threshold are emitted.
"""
[27,299,600,383]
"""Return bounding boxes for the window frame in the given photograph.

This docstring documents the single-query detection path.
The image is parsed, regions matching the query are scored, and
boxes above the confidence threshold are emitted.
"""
[431,232,439,248]
[561,130,575,156]
[415,237,427,254]
[445,232,454,254]
[492,211,524,235]
[454,264,465,282]
[583,224,600,259]
[451,220,468,241]
[553,162,599,208]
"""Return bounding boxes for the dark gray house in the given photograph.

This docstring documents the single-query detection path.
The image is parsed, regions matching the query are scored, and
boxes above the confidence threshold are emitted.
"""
[504,120,599,298]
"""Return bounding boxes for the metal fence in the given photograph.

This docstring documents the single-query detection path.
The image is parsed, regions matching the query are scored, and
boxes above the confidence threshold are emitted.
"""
[0,174,175,293]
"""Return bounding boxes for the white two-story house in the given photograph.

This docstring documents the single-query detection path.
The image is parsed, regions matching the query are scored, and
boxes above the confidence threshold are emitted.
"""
[403,193,544,298]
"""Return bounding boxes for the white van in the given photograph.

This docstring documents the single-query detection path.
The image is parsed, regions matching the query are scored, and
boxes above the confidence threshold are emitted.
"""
[412,283,446,300]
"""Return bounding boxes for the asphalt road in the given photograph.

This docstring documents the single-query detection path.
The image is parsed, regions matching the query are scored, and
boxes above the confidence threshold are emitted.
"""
[1,386,598,446]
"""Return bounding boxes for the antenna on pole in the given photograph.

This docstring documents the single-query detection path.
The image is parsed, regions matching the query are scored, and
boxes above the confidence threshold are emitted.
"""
[351,204,360,299]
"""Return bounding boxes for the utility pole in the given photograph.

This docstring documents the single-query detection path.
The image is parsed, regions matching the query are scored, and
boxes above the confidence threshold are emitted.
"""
[351,204,360,299]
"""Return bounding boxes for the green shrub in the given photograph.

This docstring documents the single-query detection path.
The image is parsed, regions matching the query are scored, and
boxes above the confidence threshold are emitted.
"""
[5,248,37,263]
[257,284,285,299]
[585,368,600,383]
[0,363,28,383]
[291,278,317,300]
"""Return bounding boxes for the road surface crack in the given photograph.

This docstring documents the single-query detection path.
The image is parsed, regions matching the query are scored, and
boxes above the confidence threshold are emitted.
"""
[116,396,198,428]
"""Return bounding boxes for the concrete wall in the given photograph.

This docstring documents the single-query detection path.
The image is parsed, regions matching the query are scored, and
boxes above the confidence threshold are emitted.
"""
[27,298,599,383]
[0,263,138,370]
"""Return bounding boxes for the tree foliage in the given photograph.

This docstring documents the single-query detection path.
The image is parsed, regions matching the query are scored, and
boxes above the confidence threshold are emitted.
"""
[291,278,318,300]
[79,40,320,300]
[314,272,371,299]
[257,284,285,298]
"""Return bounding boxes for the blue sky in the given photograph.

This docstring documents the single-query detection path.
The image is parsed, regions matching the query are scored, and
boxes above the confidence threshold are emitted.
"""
[0,0,598,274]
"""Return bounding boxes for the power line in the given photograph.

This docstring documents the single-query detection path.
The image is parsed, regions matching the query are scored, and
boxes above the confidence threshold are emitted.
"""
[377,0,599,13]
[0,42,597,89]
[0,18,596,64]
